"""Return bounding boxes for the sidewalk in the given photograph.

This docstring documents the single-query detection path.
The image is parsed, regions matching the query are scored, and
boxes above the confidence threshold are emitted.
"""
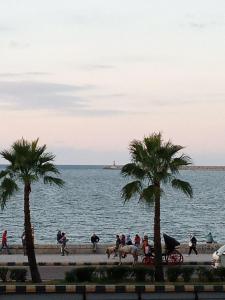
[0,253,212,265]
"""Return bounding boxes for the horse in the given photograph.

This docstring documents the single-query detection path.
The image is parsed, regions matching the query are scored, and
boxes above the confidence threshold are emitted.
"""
[106,246,116,258]
[118,245,139,265]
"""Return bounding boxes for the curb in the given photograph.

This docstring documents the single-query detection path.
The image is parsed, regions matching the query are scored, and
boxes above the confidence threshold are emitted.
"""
[0,261,211,267]
[0,284,224,294]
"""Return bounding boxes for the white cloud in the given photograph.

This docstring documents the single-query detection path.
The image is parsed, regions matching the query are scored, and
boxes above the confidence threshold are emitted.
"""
[8,40,30,49]
[0,81,89,111]
[0,80,133,116]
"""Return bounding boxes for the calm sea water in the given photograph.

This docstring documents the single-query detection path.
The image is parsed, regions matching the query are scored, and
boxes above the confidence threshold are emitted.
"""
[0,165,225,244]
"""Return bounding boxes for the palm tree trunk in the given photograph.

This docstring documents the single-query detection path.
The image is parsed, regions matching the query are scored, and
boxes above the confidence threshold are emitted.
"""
[154,183,164,281]
[24,183,42,283]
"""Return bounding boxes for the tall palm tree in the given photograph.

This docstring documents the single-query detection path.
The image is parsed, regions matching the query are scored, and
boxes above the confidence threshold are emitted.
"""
[121,133,193,281]
[0,138,64,283]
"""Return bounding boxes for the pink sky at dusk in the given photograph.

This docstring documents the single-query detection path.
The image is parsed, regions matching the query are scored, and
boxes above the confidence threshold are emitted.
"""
[0,0,225,165]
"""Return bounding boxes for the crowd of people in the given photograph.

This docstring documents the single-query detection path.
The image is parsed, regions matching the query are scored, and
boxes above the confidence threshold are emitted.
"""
[0,228,217,257]
[113,234,153,257]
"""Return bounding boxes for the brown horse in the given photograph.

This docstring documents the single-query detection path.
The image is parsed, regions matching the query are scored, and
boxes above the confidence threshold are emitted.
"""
[106,246,116,258]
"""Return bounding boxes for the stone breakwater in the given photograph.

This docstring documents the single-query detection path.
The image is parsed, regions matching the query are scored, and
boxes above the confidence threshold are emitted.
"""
[181,166,225,171]
[6,243,222,255]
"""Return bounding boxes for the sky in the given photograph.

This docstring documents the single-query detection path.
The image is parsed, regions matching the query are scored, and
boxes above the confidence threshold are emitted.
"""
[0,0,225,165]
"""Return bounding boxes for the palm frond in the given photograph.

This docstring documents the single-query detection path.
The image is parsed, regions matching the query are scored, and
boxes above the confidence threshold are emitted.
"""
[169,155,192,173]
[39,153,55,164]
[144,132,162,154]
[1,138,62,182]
[129,140,146,163]
[43,176,64,187]
[37,163,60,177]
[171,178,193,198]
[0,150,14,164]
[121,163,145,179]
[139,185,160,203]
[0,178,19,210]
[160,172,173,184]
[0,170,9,179]
[12,138,30,156]
[31,138,39,152]
[121,180,142,202]
[163,143,183,156]
[20,174,38,184]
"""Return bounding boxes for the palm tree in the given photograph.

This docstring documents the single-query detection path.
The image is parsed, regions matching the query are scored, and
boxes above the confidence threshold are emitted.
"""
[0,138,64,283]
[121,133,193,281]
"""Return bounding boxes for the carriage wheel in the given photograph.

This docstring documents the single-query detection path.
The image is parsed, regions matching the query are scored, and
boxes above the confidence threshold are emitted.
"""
[166,250,183,265]
[142,256,155,265]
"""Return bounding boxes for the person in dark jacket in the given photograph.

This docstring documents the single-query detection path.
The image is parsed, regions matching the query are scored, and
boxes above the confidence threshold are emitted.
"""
[206,232,216,243]
[120,234,126,246]
[91,233,100,252]
[188,234,198,255]
[114,234,121,257]
[60,232,69,256]
[134,234,141,248]
[126,235,132,245]
[57,230,62,243]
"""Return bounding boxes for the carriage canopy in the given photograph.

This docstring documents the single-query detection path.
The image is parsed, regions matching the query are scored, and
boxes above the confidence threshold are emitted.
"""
[163,233,180,251]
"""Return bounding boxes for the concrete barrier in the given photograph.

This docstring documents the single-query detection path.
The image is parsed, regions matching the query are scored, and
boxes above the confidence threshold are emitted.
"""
[6,243,221,255]
[0,284,225,296]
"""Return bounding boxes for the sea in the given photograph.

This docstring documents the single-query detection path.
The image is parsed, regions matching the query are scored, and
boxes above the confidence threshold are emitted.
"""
[0,165,225,245]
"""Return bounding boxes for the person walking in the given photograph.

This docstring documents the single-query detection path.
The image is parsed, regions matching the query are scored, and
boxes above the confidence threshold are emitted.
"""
[0,230,10,254]
[57,230,62,243]
[91,233,100,253]
[142,235,150,256]
[188,234,198,255]
[120,234,126,246]
[60,232,69,256]
[134,234,141,248]
[120,234,126,258]
[114,234,121,257]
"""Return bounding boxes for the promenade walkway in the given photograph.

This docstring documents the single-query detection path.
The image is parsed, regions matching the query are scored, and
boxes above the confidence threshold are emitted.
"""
[0,253,212,265]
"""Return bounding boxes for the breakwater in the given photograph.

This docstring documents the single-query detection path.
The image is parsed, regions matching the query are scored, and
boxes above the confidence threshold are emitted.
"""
[181,166,225,171]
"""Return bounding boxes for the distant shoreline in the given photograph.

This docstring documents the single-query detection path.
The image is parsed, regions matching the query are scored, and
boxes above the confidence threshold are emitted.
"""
[181,166,225,171]
[1,164,225,171]
[103,165,225,171]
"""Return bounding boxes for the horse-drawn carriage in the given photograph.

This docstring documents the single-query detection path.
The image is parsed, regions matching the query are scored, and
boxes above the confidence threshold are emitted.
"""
[142,233,183,265]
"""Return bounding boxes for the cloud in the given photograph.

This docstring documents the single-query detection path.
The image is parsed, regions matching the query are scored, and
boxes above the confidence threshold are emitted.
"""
[8,40,30,49]
[0,26,11,31]
[185,14,225,30]
[0,72,49,78]
[93,93,126,99]
[188,22,207,29]
[187,21,221,30]
[69,109,129,117]
[0,80,132,116]
[0,81,91,111]
[85,64,116,70]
